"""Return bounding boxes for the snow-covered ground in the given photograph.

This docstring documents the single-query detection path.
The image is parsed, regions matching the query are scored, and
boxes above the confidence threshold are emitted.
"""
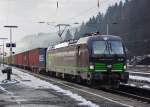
[129,75,150,83]
[127,75,150,89]
[1,66,150,106]
[0,67,99,107]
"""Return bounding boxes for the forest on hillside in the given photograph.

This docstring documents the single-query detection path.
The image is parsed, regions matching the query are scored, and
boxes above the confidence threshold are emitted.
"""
[64,0,150,57]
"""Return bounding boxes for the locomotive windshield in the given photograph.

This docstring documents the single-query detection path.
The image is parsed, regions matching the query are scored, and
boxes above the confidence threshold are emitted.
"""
[92,40,124,55]
[109,41,124,54]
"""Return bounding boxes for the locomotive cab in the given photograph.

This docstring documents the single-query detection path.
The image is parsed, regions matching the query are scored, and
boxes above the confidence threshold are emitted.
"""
[87,35,129,86]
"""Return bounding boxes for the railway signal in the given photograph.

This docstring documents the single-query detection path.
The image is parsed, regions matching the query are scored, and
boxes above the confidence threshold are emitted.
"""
[6,43,16,47]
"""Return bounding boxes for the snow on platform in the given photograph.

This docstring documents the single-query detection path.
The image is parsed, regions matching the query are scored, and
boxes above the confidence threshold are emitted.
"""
[0,67,99,107]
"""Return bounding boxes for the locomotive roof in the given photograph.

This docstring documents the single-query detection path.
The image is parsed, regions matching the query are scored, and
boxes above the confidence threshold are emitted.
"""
[77,35,121,44]
[48,35,121,50]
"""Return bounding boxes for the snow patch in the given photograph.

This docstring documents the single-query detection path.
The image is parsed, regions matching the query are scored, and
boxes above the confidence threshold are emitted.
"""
[140,85,150,89]
[0,85,13,95]
[12,68,99,107]
[128,84,136,87]
[0,79,19,85]
[129,75,150,83]
[0,85,7,92]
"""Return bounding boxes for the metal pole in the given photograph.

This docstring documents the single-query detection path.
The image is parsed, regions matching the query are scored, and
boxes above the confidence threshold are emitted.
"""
[3,40,4,66]
[0,47,2,66]
[107,24,109,35]
[58,25,60,37]
[58,25,63,41]
[58,25,61,41]
[10,28,12,65]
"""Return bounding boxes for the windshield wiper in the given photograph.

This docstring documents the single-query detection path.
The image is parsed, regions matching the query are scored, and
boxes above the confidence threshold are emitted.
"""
[103,41,110,56]
[103,41,108,56]
[109,42,118,57]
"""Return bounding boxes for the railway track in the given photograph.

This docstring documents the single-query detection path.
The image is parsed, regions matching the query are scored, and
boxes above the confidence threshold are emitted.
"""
[119,85,150,102]
[13,67,150,105]
[103,85,150,103]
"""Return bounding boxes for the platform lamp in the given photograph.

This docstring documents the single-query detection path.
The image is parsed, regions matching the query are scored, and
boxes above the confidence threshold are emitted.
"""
[3,26,18,66]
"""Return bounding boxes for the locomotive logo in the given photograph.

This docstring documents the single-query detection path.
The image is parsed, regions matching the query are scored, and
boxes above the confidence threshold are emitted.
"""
[39,55,44,62]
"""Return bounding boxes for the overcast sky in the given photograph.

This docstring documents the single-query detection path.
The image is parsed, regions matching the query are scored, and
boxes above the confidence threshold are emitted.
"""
[0,0,123,44]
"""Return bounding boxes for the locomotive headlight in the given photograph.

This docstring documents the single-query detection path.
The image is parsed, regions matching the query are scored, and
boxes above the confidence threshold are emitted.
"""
[124,65,127,70]
[89,65,94,70]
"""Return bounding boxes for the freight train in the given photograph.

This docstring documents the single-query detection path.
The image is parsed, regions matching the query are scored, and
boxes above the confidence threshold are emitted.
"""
[4,34,129,88]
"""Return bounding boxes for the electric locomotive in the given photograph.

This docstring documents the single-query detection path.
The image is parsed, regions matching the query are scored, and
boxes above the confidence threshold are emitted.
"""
[46,33,129,88]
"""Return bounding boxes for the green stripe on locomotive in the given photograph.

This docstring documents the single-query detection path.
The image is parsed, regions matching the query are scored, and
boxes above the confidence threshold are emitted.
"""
[92,63,124,72]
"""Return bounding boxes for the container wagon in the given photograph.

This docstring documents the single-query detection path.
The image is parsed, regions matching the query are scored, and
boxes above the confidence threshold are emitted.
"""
[28,48,47,72]
[17,53,23,68]
[22,51,29,69]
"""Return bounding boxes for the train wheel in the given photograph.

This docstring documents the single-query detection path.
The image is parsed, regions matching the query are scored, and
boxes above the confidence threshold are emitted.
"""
[55,72,59,78]
[86,79,93,87]
[76,76,82,84]
[37,69,40,74]
[112,81,120,89]
[62,73,64,78]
